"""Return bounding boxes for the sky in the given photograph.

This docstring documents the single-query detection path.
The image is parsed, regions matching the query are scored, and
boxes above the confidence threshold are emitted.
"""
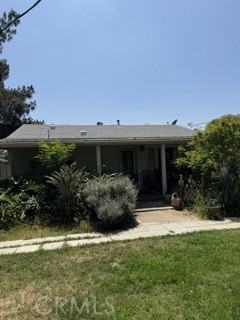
[1,0,240,127]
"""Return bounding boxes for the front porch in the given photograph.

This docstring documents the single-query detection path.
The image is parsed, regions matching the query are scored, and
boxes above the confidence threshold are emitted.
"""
[81,143,179,195]
[136,191,170,210]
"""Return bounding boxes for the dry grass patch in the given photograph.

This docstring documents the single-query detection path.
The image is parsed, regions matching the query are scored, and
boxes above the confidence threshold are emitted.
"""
[0,221,92,242]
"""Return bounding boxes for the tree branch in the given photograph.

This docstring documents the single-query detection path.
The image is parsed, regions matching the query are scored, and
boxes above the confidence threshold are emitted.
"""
[0,0,42,34]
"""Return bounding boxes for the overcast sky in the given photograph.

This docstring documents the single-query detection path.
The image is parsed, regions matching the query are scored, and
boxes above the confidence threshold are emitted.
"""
[1,0,240,127]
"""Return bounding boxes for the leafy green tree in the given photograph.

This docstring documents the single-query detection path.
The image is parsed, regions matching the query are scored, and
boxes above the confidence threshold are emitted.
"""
[0,60,42,138]
[35,140,76,173]
[0,2,43,138]
[0,9,20,54]
[177,114,240,214]
[0,0,42,53]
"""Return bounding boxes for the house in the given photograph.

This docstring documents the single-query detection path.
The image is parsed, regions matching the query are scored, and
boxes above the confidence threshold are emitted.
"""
[0,123,194,194]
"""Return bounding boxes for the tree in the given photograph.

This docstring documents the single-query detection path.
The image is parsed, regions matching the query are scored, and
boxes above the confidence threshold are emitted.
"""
[35,140,76,173]
[0,0,42,53]
[176,114,240,214]
[0,60,42,139]
[0,1,43,139]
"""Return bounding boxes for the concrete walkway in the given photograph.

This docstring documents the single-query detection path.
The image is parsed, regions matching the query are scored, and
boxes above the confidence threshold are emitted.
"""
[1,210,240,255]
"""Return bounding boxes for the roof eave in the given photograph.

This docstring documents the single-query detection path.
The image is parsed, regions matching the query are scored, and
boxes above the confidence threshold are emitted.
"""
[0,136,193,148]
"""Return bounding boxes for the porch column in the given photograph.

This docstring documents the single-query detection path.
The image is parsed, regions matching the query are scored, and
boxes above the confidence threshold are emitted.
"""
[96,145,102,175]
[161,143,167,194]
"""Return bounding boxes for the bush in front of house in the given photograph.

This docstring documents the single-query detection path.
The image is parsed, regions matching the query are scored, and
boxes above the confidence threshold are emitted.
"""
[176,114,240,216]
[35,140,76,173]
[0,193,26,229]
[83,175,138,229]
[0,177,46,229]
[45,165,89,222]
[0,169,138,231]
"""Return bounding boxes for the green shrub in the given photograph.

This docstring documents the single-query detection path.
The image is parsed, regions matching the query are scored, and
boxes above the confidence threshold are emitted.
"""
[83,175,138,229]
[46,165,88,221]
[0,194,24,229]
[0,178,16,193]
[190,191,207,219]
[0,176,49,229]
[176,114,240,216]
[35,140,76,173]
[0,191,42,229]
[182,185,223,219]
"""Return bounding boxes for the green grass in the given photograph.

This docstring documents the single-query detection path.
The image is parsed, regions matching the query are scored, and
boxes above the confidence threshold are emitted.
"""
[0,220,92,242]
[1,229,240,319]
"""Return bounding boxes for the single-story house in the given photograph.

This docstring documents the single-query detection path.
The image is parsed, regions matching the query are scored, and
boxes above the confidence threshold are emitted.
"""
[0,123,194,194]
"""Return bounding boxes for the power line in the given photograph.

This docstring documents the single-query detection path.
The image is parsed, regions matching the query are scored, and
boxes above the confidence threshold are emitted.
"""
[193,122,209,126]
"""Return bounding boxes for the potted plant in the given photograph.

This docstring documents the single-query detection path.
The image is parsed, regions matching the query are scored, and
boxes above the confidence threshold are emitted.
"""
[171,192,183,210]
[205,198,224,220]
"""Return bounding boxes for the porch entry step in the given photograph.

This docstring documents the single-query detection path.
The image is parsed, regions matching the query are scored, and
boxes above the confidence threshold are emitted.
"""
[136,200,169,209]
[135,206,173,213]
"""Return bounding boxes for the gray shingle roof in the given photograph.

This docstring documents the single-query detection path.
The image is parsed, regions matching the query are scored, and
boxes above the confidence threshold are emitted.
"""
[1,124,194,144]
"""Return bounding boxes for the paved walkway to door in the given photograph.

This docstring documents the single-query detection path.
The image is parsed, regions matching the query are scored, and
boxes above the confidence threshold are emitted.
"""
[0,209,240,255]
[136,208,196,223]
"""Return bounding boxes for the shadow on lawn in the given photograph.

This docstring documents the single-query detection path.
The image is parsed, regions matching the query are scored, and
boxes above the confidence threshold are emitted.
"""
[89,214,139,235]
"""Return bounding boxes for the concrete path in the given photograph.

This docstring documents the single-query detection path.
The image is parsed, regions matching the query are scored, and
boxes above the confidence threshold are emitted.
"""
[1,210,240,255]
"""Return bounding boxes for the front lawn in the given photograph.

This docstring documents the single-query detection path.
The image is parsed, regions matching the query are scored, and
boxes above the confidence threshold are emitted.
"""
[1,230,240,319]
[0,221,92,242]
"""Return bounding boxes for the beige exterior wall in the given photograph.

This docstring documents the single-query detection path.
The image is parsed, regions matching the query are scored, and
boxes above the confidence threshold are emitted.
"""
[101,145,120,172]
[8,146,98,177]
[74,146,96,171]
[75,145,143,175]
[75,145,152,177]
[6,143,179,193]
[7,144,161,181]
[8,148,38,177]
